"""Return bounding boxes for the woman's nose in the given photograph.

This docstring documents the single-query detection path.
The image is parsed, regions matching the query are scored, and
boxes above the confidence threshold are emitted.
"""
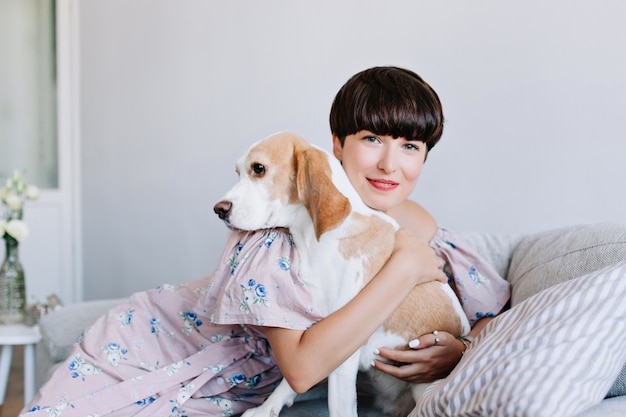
[377,146,398,173]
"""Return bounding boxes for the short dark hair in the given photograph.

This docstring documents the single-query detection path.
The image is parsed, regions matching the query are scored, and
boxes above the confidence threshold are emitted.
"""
[329,66,444,153]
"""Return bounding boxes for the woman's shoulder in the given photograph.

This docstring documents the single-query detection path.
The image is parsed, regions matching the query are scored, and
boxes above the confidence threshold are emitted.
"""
[386,200,437,240]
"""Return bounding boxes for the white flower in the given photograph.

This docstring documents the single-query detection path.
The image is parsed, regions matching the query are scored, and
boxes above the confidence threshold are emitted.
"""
[2,170,38,241]
[25,185,40,200]
[176,384,194,404]
[5,220,29,241]
[5,192,22,211]
[81,363,96,375]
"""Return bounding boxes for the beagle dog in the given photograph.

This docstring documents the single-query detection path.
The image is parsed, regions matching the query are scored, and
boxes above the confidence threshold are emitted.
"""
[214,132,470,417]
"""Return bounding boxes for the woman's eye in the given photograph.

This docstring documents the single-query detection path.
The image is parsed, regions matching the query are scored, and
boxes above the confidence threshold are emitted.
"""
[364,135,379,143]
[404,142,422,152]
[252,163,266,176]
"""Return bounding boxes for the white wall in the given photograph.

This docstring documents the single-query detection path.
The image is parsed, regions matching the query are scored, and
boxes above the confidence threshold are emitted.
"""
[79,0,626,300]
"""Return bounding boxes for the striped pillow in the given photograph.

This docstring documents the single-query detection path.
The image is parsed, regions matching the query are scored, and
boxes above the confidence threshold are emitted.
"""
[411,261,626,417]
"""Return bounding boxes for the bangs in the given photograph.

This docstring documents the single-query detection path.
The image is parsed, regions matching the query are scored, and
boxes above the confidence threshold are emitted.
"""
[330,67,444,150]
[350,87,442,142]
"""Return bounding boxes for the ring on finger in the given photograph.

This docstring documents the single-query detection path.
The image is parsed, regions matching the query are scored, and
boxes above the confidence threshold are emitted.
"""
[433,330,440,345]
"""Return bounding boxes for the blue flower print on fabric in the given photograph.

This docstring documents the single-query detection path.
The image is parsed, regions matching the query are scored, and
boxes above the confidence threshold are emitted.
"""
[180,311,203,335]
[68,353,101,380]
[169,384,194,417]
[136,396,157,406]
[110,308,134,327]
[225,372,263,391]
[228,373,247,387]
[150,317,174,337]
[475,311,496,321]
[228,242,246,276]
[170,408,189,417]
[264,231,278,248]
[247,374,262,389]
[468,265,490,286]
[255,283,268,300]
[240,279,270,312]
[103,342,128,366]
[27,396,73,416]
[277,256,290,271]
[150,317,160,333]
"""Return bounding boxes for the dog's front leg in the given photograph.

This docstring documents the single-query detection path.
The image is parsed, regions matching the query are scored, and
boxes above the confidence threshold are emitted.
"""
[327,352,360,417]
[241,378,297,417]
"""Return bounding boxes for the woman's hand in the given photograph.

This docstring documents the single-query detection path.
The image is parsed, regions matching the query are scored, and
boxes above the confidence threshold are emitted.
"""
[373,330,465,383]
[373,317,494,383]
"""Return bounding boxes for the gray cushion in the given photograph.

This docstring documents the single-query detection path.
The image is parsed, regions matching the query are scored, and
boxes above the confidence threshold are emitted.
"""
[507,222,626,398]
[508,222,626,305]
[38,298,123,361]
[411,260,626,417]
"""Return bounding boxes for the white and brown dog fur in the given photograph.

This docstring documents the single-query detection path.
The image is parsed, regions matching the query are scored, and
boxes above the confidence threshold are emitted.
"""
[214,132,470,417]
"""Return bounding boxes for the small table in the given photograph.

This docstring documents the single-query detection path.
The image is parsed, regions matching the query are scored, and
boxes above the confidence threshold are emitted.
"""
[0,324,41,406]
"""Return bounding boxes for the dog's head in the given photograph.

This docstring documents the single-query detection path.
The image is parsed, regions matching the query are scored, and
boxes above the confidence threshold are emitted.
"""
[214,132,351,240]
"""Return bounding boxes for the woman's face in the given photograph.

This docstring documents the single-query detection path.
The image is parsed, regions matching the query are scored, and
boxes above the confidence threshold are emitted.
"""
[333,130,426,213]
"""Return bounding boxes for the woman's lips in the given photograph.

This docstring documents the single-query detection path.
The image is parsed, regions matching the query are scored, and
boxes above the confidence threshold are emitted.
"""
[367,178,399,191]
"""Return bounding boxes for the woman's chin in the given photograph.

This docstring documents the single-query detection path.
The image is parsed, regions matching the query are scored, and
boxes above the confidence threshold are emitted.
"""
[362,197,395,213]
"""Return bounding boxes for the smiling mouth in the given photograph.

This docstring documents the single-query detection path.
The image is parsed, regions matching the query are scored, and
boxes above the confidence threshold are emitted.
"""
[368,178,399,190]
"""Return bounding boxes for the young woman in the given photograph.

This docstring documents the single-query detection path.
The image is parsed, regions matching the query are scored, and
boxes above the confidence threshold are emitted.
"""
[328,67,509,386]
[20,67,507,417]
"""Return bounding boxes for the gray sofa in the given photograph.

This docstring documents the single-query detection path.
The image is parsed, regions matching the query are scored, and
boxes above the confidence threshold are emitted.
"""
[35,222,626,416]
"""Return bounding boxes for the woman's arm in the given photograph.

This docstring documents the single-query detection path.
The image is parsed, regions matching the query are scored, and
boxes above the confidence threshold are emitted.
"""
[264,229,447,394]
[385,200,438,240]
[374,199,475,383]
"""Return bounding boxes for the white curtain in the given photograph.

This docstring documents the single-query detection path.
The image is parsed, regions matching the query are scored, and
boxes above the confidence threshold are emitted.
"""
[0,0,57,189]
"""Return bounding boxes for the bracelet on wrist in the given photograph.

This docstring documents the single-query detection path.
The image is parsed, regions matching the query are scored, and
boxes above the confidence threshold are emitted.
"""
[457,335,474,354]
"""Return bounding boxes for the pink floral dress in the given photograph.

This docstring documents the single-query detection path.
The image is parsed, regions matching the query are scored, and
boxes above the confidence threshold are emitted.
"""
[431,227,510,326]
[21,229,322,417]
[20,227,508,417]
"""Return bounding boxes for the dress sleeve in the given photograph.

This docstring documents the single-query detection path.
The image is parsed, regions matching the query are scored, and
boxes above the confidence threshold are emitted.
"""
[431,227,510,327]
[200,229,324,330]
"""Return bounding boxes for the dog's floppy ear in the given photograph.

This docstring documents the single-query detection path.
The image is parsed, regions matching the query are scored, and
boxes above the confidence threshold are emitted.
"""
[296,148,351,241]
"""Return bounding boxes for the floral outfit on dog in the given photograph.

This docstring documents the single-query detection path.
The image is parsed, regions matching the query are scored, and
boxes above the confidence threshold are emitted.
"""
[21,227,508,417]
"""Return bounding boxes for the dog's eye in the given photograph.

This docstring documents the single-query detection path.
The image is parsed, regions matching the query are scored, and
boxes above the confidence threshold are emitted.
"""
[252,163,266,176]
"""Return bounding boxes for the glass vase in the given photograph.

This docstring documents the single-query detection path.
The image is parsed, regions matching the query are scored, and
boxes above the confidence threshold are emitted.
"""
[0,236,26,324]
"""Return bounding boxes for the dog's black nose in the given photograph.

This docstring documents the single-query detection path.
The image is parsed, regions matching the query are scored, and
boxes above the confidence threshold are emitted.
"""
[214,200,232,220]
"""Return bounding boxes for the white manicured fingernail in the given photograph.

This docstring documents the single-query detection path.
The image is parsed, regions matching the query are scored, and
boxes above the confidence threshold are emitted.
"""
[408,339,420,349]
[373,348,380,355]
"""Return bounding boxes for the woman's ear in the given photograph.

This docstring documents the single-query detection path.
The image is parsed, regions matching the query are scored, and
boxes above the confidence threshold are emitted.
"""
[332,134,343,161]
